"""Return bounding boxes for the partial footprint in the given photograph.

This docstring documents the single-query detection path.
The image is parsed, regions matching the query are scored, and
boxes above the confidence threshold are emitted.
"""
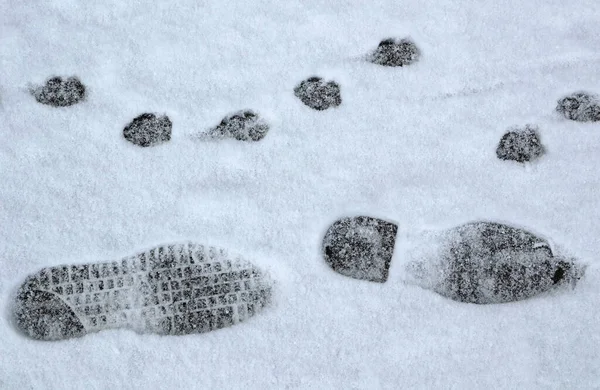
[404,221,585,304]
[322,216,398,282]
[13,243,273,340]
[196,110,270,142]
[556,91,600,122]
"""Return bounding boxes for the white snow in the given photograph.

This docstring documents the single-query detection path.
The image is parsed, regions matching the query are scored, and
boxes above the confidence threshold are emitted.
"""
[1,0,599,388]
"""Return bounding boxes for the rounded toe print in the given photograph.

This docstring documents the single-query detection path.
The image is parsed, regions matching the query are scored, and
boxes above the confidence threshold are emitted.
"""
[409,221,585,304]
[14,288,86,341]
[13,243,273,341]
[31,76,86,107]
[123,113,172,147]
[369,38,420,67]
[496,124,545,163]
[294,77,342,111]
[322,216,398,283]
[556,92,600,122]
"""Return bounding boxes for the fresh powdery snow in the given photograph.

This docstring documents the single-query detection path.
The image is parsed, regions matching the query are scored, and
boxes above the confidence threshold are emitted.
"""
[1,0,600,388]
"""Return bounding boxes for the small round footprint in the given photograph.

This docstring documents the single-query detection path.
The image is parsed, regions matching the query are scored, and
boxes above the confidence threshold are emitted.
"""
[31,76,86,107]
[294,77,342,111]
[123,113,172,147]
[496,124,545,163]
[368,38,420,67]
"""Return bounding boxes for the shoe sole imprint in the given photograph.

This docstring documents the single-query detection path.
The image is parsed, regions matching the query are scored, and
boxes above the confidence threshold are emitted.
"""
[322,216,398,283]
[14,243,273,340]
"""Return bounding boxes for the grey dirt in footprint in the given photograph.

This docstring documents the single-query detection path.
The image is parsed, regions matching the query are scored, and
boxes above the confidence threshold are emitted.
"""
[202,110,269,141]
[322,216,398,282]
[123,113,172,147]
[407,221,585,304]
[556,91,600,122]
[31,76,86,107]
[368,38,420,67]
[496,124,545,163]
[294,77,342,111]
[13,243,273,341]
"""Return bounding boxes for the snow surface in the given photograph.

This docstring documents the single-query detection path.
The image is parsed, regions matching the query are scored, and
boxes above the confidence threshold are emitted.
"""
[1,0,600,388]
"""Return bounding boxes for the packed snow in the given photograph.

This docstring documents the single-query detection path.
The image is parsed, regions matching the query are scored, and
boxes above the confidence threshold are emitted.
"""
[1,0,599,388]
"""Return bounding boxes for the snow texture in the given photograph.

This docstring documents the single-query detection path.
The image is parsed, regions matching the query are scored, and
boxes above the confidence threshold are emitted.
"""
[123,113,172,147]
[1,0,600,388]
[496,124,545,163]
[322,216,398,282]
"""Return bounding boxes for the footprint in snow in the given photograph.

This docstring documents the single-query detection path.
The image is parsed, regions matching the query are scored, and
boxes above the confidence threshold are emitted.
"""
[402,221,585,304]
[13,243,273,341]
[367,38,421,67]
[556,91,600,122]
[30,76,86,107]
[496,124,545,163]
[322,216,398,283]
[323,217,585,304]
[195,110,270,142]
[294,77,342,111]
[123,113,172,147]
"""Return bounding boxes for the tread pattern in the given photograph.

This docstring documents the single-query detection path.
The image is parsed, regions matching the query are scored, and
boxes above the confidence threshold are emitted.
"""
[15,243,272,340]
